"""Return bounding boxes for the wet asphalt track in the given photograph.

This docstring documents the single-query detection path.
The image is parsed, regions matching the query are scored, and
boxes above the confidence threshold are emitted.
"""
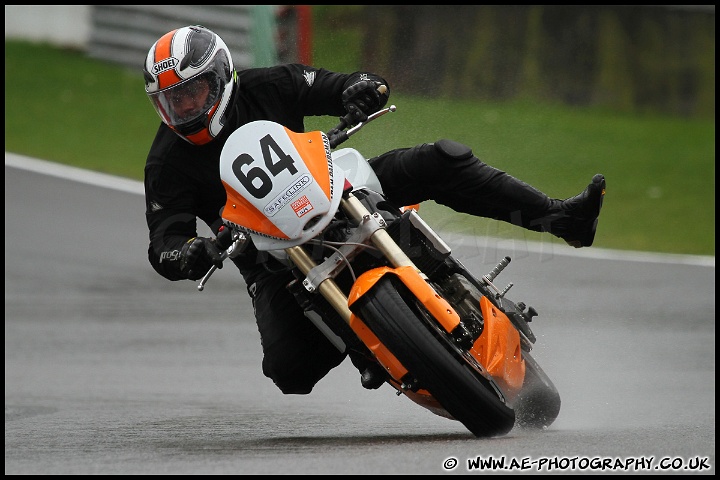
[4,153,715,475]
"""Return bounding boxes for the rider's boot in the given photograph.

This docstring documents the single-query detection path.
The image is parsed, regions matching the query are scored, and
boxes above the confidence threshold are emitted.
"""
[540,174,607,248]
[501,173,606,248]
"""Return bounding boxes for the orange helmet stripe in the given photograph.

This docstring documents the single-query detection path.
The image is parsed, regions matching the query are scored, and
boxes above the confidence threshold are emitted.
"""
[154,29,182,90]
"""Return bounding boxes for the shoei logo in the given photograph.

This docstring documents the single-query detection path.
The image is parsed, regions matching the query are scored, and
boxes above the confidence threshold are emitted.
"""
[152,57,179,75]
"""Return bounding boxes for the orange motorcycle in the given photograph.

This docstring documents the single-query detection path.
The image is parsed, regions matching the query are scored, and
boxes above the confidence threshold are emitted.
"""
[198,100,561,437]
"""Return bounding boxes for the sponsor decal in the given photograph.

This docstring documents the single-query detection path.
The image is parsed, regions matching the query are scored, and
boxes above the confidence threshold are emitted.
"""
[159,249,181,263]
[264,174,312,217]
[322,134,333,177]
[303,70,316,87]
[152,57,178,75]
[291,195,314,218]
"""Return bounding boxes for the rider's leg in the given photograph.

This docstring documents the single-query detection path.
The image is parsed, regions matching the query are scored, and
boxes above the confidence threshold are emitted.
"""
[246,268,346,394]
[369,140,606,248]
[244,265,385,392]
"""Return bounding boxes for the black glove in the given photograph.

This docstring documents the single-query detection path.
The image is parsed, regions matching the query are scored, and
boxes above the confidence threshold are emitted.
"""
[341,79,388,124]
[180,237,223,280]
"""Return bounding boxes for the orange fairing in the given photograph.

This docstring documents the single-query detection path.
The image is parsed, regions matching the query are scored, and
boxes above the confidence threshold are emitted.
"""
[349,313,453,420]
[348,313,409,381]
[347,266,461,334]
[285,128,332,200]
[222,180,289,239]
[471,296,525,397]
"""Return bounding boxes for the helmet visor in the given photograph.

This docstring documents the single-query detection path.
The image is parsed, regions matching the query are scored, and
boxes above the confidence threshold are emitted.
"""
[148,71,223,128]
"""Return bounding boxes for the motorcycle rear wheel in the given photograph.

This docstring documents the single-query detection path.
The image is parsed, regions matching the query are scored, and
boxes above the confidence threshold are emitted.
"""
[512,351,562,429]
[355,276,516,437]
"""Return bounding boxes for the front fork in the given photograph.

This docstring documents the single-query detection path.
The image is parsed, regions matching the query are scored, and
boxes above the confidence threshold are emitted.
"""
[286,192,427,324]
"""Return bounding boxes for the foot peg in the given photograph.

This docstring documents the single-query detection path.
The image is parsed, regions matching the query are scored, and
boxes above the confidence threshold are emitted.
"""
[361,363,387,390]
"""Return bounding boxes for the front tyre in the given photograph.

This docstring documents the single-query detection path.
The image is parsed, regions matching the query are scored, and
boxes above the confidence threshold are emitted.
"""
[354,276,515,437]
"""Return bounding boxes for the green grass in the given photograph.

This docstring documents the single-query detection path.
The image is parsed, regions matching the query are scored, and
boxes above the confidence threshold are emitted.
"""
[4,40,715,256]
[5,41,157,179]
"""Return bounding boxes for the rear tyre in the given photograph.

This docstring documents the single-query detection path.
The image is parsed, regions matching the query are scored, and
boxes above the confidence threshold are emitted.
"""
[355,276,515,437]
[512,351,561,429]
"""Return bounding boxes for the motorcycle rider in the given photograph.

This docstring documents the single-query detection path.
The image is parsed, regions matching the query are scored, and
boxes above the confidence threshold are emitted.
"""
[143,26,606,393]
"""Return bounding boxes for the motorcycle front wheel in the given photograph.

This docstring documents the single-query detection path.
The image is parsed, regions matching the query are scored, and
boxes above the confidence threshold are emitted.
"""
[354,276,515,438]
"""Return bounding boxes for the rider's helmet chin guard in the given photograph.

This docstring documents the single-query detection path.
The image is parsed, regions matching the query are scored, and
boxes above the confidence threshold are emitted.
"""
[143,25,235,145]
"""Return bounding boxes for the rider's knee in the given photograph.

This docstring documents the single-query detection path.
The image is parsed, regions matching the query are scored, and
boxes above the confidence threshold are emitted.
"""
[274,378,314,395]
[264,366,316,394]
[262,344,344,395]
[433,139,474,161]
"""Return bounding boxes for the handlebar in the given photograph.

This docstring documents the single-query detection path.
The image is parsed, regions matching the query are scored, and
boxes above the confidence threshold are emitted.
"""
[197,227,249,291]
[326,104,396,149]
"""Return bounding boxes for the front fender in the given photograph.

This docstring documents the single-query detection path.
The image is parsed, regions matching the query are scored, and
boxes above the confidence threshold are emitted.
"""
[347,266,460,334]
